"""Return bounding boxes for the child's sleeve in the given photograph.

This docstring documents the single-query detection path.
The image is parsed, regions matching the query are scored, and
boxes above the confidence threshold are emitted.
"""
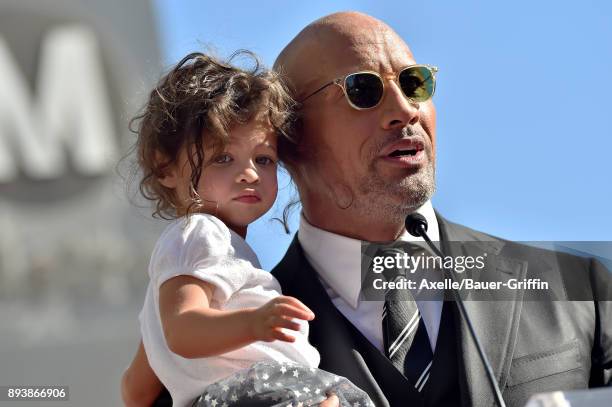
[150,214,250,305]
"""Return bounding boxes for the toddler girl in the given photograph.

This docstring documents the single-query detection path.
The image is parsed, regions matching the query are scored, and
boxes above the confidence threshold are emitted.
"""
[121,52,373,407]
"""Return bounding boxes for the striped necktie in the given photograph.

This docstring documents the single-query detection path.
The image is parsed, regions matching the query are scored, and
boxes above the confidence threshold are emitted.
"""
[381,252,434,393]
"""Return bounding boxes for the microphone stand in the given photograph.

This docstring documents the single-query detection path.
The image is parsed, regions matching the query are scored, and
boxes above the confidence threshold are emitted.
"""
[406,214,507,407]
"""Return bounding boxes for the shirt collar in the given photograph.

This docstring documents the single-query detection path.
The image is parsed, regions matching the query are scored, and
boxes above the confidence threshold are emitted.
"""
[297,201,439,309]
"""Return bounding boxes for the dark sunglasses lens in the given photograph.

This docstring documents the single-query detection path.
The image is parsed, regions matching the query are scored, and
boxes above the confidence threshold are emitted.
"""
[398,66,435,102]
[344,73,384,108]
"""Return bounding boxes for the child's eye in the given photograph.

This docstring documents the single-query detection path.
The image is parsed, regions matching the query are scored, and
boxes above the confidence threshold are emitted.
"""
[255,156,276,166]
[214,154,232,164]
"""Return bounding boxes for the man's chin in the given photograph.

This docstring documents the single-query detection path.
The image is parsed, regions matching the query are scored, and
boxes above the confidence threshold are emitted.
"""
[359,164,434,213]
[386,177,435,211]
[357,186,432,222]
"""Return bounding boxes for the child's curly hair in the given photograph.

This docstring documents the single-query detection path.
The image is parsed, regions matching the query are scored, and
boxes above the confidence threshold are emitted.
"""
[130,51,296,219]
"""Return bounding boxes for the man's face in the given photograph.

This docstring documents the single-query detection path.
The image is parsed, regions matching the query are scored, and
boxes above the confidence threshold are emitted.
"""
[299,29,437,221]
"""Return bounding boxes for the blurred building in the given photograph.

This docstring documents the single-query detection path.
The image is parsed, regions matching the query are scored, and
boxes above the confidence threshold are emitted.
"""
[0,1,164,405]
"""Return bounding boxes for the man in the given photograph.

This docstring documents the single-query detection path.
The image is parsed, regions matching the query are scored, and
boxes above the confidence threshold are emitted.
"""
[136,11,610,407]
[269,11,612,407]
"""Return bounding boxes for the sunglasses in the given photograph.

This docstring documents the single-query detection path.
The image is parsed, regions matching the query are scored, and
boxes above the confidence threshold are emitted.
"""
[301,64,438,110]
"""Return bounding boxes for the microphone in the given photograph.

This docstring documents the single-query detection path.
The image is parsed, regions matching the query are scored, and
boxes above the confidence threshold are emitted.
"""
[405,213,507,407]
[405,212,428,237]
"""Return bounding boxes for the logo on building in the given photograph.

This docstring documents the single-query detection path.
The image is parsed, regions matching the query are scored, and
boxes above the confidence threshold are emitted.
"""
[0,25,117,183]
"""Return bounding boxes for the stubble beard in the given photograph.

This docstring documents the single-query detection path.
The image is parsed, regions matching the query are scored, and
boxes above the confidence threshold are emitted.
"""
[356,157,436,224]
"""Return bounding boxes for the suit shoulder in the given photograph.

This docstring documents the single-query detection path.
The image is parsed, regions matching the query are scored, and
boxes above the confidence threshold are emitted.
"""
[440,215,591,265]
[271,236,304,291]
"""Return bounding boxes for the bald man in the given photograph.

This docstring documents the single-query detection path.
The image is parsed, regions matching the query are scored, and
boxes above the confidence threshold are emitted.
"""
[274,12,436,241]
[268,11,612,407]
[136,12,611,407]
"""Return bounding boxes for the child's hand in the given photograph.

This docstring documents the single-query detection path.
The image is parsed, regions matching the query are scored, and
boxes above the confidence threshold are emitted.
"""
[251,296,315,342]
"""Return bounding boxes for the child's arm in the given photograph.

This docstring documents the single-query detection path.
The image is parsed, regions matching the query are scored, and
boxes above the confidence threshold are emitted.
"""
[159,275,314,359]
[121,340,164,407]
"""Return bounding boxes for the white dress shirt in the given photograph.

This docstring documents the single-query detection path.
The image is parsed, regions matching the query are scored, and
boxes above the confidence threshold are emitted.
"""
[297,201,442,352]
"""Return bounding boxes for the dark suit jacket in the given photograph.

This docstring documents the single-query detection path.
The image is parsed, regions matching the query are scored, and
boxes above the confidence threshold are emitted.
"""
[270,214,612,407]
[153,214,612,406]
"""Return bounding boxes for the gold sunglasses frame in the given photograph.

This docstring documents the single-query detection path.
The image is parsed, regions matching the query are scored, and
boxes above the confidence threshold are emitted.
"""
[301,64,438,110]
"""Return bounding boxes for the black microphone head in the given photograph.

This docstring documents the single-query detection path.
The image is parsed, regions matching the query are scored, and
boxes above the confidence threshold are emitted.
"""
[405,212,428,237]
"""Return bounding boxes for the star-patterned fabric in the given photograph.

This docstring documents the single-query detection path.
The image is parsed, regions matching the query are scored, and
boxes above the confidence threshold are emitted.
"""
[191,361,374,407]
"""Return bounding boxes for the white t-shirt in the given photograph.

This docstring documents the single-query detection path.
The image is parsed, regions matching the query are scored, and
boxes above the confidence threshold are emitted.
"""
[139,214,320,407]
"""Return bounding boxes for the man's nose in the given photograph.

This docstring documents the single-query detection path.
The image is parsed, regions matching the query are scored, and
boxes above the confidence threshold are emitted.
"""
[236,165,260,184]
[379,80,420,130]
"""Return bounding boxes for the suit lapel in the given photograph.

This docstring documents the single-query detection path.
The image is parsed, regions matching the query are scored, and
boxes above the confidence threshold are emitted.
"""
[273,237,425,407]
[273,215,527,407]
[437,214,525,407]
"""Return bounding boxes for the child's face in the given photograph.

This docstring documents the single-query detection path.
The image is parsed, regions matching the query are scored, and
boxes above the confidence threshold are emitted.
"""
[161,118,278,235]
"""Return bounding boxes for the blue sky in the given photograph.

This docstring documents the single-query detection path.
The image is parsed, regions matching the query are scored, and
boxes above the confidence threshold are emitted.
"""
[153,0,612,270]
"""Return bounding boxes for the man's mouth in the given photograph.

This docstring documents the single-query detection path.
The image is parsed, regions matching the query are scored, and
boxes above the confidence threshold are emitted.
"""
[388,148,420,157]
[380,137,427,167]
